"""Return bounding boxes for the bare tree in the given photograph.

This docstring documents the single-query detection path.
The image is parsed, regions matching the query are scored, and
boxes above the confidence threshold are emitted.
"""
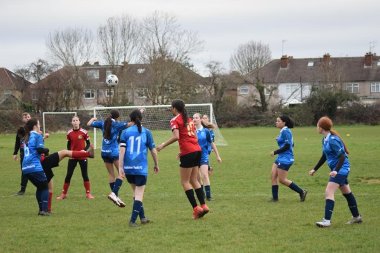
[98,15,140,67]
[15,59,59,83]
[46,28,93,66]
[231,41,272,111]
[204,61,226,111]
[230,41,271,75]
[139,11,204,104]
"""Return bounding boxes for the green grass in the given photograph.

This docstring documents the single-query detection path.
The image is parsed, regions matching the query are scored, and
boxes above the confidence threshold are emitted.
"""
[0,126,379,253]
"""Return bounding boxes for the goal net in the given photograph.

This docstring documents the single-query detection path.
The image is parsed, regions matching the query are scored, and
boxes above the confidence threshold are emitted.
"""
[92,103,228,149]
[42,112,77,136]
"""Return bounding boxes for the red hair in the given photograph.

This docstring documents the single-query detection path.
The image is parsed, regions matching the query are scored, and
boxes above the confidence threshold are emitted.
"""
[317,116,349,154]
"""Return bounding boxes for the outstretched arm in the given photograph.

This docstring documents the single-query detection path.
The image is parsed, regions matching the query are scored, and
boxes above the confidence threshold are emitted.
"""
[211,142,222,163]
[157,129,179,151]
[87,117,97,126]
[309,153,326,176]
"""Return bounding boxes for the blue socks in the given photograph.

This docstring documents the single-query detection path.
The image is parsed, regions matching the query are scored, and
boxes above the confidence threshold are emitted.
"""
[130,200,143,223]
[109,182,115,191]
[343,192,360,217]
[112,178,123,196]
[288,182,303,194]
[272,185,279,200]
[204,185,211,199]
[325,199,335,220]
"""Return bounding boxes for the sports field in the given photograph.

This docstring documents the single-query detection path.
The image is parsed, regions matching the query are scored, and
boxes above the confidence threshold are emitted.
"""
[0,126,379,253]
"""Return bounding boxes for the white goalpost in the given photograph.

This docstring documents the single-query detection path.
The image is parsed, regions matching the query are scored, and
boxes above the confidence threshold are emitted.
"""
[42,112,77,136]
[92,103,227,149]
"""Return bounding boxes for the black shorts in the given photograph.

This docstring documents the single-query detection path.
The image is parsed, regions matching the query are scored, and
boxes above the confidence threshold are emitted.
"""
[125,174,147,186]
[180,151,201,168]
[42,152,60,182]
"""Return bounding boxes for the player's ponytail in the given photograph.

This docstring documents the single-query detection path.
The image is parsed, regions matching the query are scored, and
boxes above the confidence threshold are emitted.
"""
[172,99,188,126]
[318,116,349,154]
[104,110,120,139]
[24,118,38,144]
[279,115,294,128]
[129,109,142,133]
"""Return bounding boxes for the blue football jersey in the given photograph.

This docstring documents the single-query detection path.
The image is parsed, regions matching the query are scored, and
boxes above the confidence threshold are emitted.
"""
[119,125,155,176]
[196,127,212,155]
[322,133,350,175]
[22,131,44,174]
[276,127,294,164]
[91,120,127,157]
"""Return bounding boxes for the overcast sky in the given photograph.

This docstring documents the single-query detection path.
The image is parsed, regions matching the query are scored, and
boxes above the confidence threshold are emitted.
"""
[1,0,379,75]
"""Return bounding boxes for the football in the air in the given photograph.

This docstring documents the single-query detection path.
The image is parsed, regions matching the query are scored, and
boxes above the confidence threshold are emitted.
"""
[106,74,118,86]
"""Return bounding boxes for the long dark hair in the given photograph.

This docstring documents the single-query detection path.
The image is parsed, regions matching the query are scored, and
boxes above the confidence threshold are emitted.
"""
[129,109,142,133]
[279,115,294,129]
[24,118,38,144]
[104,110,120,139]
[171,99,188,126]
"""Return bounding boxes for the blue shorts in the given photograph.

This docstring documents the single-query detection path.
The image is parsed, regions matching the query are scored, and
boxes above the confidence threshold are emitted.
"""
[25,171,48,190]
[125,174,147,186]
[329,174,349,186]
[274,160,293,171]
[200,152,209,166]
[101,153,119,163]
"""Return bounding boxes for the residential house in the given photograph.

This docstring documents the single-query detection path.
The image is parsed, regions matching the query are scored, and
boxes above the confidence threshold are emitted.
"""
[0,68,32,110]
[27,61,207,112]
[239,53,380,108]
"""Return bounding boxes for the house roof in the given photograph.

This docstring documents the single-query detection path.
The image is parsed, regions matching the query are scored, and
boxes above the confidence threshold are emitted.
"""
[246,54,380,84]
[0,68,32,90]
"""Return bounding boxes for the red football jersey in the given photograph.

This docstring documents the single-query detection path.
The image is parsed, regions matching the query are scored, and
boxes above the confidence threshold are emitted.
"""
[67,128,89,152]
[170,114,201,156]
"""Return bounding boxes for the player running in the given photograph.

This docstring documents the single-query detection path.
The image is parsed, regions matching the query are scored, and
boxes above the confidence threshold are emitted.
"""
[310,116,362,227]
[87,110,128,207]
[270,115,307,202]
[57,115,95,200]
[157,99,209,219]
[118,109,159,227]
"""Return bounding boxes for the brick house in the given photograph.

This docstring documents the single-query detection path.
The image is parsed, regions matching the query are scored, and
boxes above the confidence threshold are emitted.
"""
[0,68,32,110]
[239,53,380,108]
[27,61,206,111]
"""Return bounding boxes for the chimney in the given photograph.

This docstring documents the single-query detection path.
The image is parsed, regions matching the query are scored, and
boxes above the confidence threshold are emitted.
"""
[82,61,90,66]
[364,52,373,67]
[322,53,331,64]
[280,55,289,68]
[94,61,100,66]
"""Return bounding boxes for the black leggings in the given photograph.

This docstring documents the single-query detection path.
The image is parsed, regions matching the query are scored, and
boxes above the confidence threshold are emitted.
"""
[64,159,89,183]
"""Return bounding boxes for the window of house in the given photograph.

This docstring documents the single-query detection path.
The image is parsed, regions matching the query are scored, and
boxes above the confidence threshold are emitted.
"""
[32,92,38,101]
[137,68,145,74]
[307,61,314,67]
[106,70,113,77]
[265,85,275,96]
[371,82,380,93]
[106,89,114,97]
[84,89,95,99]
[286,84,299,94]
[239,85,249,95]
[136,88,147,98]
[4,90,12,95]
[86,69,99,80]
[345,83,359,93]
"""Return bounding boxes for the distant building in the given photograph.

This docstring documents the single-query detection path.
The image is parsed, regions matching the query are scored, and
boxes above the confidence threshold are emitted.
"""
[0,68,32,110]
[239,53,380,107]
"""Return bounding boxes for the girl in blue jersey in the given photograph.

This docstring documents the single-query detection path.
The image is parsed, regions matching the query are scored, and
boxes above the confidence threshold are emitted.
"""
[310,116,362,227]
[22,119,50,216]
[193,113,222,201]
[118,109,159,227]
[202,114,216,176]
[87,110,128,207]
[270,115,307,202]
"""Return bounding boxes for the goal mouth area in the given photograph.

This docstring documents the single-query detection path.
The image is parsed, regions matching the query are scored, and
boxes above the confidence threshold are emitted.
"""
[92,103,228,149]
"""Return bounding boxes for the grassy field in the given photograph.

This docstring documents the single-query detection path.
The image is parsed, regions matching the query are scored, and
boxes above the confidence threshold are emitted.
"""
[0,126,379,253]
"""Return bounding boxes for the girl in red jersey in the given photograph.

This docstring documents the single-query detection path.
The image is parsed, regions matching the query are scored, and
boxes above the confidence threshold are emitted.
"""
[57,116,95,200]
[157,99,209,219]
